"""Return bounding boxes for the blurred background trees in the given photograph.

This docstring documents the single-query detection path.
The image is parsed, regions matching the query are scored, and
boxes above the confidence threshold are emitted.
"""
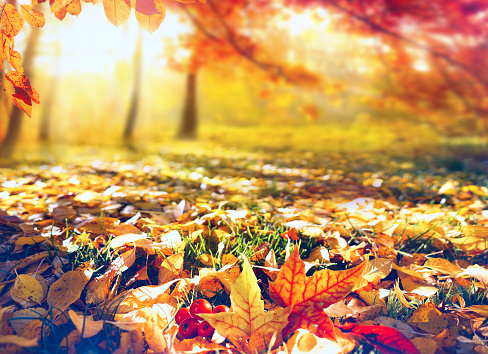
[0,0,487,160]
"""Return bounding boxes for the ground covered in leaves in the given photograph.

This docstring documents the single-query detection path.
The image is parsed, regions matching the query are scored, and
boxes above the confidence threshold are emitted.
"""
[2,150,488,354]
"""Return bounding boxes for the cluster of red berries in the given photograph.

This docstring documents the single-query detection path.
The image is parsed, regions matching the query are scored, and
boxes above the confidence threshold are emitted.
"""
[176,299,230,339]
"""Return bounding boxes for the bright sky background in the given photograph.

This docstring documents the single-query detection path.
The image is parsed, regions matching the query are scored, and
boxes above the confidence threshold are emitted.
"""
[34,3,193,76]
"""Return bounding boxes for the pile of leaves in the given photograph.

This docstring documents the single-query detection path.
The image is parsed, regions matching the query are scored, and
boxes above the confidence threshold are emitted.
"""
[1,151,488,353]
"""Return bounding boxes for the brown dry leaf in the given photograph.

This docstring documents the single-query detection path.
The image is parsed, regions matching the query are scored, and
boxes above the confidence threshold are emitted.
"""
[158,253,184,284]
[143,303,177,353]
[449,225,488,254]
[305,247,330,264]
[222,253,239,266]
[68,310,104,338]
[407,304,448,334]
[400,276,438,297]
[85,249,136,304]
[357,290,388,314]
[198,263,240,297]
[353,258,392,290]
[287,328,356,354]
[323,300,353,318]
[394,280,412,308]
[458,265,488,287]
[394,223,447,249]
[108,279,178,314]
[410,337,438,354]
[11,274,43,306]
[464,305,488,317]
[109,233,147,248]
[199,254,217,267]
[47,261,94,318]
[373,316,415,339]
[423,258,462,276]
[10,308,47,335]
[0,335,38,347]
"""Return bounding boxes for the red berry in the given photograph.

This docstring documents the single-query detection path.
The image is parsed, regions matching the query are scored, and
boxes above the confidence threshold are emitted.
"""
[198,321,215,339]
[213,305,230,314]
[179,318,199,339]
[175,308,192,325]
[189,299,212,320]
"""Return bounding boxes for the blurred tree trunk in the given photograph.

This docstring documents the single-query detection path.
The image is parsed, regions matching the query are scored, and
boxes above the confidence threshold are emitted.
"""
[0,26,41,160]
[123,32,143,150]
[38,76,58,143]
[177,71,198,139]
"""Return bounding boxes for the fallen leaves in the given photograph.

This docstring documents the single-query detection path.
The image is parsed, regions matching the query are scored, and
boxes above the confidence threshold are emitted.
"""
[2,153,488,353]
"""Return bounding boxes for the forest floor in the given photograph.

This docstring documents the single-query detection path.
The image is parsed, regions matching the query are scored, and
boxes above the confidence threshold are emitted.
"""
[2,130,488,353]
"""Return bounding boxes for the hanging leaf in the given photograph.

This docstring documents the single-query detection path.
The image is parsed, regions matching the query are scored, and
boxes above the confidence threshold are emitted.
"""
[20,5,46,27]
[135,0,165,34]
[103,0,131,27]
[0,5,24,37]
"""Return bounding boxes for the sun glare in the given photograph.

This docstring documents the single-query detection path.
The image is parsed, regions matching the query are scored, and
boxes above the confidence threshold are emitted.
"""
[36,4,193,76]
[282,8,330,36]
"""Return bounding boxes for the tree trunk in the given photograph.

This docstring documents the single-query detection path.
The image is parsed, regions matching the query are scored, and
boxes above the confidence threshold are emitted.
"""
[38,75,57,143]
[177,71,198,140]
[0,26,41,160]
[123,31,143,149]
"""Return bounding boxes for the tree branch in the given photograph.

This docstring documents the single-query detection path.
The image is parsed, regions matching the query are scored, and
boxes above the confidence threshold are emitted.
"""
[204,0,292,82]
[318,0,488,89]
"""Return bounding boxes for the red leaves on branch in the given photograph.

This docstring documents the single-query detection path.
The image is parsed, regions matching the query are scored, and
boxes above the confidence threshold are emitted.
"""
[5,71,40,118]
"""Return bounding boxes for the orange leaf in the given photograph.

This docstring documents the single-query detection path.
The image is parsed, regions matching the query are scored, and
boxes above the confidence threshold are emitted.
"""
[1,4,24,37]
[20,5,46,27]
[199,257,292,342]
[103,0,131,26]
[50,0,74,14]
[135,0,165,33]
[66,0,82,16]
[8,48,22,72]
[269,247,366,340]
[5,71,40,117]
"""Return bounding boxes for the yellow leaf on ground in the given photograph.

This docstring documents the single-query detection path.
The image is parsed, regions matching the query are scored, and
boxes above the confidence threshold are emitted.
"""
[423,258,462,276]
[85,249,136,304]
[395,280,412,308]
[11,274,43,305]
[158,253,184,284]
[354,258,392,290]
[144,303,176,353]
[407,305,447,334]
[10,308,47,335]
[47,262,94,318]
[410,337,438,354]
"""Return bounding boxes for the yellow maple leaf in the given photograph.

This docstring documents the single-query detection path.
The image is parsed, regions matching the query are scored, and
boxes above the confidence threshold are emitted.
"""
[199,257,292,340]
